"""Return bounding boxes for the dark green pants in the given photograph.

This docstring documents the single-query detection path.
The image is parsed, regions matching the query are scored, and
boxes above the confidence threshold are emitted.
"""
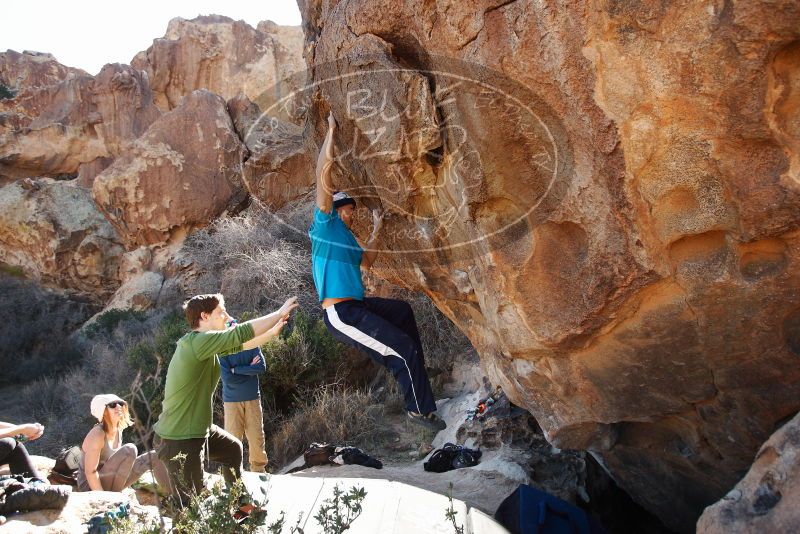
[157,424,243,506]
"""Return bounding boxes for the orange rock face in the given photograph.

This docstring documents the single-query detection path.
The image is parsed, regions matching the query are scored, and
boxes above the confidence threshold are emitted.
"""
[228,93,314,209]
[92,90,247,248]
[131,16,305,113]
[0,58,161,181]
[297,0,800,530]
[0,50,86,93]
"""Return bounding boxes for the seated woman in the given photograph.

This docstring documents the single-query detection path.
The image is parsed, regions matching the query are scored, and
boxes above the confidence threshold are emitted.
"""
[0,421,44,479]
[77,394,169,492]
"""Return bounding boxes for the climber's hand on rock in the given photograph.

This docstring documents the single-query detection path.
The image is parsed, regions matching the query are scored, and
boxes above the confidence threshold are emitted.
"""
[327,111,336,130]
[371,209,384,237]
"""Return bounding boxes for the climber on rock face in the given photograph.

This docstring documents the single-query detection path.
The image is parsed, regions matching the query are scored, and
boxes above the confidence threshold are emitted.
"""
[308,111,446,432]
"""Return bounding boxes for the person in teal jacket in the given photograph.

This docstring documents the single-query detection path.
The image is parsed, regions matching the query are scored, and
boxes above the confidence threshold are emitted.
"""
[309,112,445,432]
[154,293,297,507]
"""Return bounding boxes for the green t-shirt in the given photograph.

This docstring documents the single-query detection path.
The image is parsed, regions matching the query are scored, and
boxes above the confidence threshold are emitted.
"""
[154,323,255,440]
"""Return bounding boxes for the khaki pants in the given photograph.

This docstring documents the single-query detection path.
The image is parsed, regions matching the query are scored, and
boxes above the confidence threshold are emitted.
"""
[224,399,268,472]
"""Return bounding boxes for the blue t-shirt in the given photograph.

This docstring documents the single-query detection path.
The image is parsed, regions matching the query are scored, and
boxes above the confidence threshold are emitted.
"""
[308,207,364,301]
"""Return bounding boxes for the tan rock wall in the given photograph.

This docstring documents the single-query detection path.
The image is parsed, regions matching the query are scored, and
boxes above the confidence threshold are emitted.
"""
[0,61,160,180]
[131,16,305,114]
[92,90,246,248]
[297,0,800,530]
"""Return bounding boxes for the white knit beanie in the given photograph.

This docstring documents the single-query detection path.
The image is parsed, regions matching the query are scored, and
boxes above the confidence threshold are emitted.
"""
[90,394,126,422]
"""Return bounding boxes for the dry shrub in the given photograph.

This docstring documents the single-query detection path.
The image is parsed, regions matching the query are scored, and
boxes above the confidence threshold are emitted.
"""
[182,200,317,315]
[19,342,137,456]
[268,385,386,469]
[0,275,96,385]
[365,368,406,415]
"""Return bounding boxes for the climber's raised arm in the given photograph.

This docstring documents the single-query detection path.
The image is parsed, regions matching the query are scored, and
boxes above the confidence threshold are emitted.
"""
[361,209,384,270]
[316,112,336,213]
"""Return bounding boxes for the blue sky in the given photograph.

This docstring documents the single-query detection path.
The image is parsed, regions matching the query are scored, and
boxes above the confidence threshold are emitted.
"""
[1,0,302,75]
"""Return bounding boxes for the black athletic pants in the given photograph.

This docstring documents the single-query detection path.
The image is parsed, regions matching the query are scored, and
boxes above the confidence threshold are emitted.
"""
[0,438,41,479]
[323,297,437,414]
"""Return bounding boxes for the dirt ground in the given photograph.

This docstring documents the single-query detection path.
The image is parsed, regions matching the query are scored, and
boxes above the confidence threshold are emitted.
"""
[280,392,530,515]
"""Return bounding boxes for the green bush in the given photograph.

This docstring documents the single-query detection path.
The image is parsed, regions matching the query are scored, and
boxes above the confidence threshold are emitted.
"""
[108,478,268,534]
[445,483,465,534]
[85,308,147,338]
[314,484,367,534]
[268,484,367,534]
[172,478,267,534]
[0,84,15,100]
[259,310,349,413]
[107,514,164,534]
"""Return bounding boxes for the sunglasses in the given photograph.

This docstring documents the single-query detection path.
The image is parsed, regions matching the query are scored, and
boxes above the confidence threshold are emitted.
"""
[107,401,126,409]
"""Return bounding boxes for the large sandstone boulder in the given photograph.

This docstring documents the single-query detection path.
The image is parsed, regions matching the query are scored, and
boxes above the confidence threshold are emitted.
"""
[228,93,314,209]
[1,69,100,180]
[102,271,165,312]
[697,411,800,533]
[0,178,123,296]
[297,0,800,530]
[0,58,161,181]
[132,16,305,114]
[92,89,247,248]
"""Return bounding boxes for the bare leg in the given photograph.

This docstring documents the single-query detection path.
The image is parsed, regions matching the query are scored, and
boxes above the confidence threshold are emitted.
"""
[98,444,136,491]
[125,450,170,491]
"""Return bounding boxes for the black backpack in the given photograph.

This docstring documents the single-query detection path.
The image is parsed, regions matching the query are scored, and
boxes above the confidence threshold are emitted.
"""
[423,443,481,473]
[331,447,382,469]
[303,443,336,466]
[286,443,337,474]
[47,446,81,486]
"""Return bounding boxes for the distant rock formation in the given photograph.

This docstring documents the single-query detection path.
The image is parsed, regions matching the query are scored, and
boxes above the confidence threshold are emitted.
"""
[92,89,246,248]
[0,179,123,296]
[0,59,160,181]
[0,49,86,93]
[131,16,305,114]
[228,93,314,209]
[0,18,308,308]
